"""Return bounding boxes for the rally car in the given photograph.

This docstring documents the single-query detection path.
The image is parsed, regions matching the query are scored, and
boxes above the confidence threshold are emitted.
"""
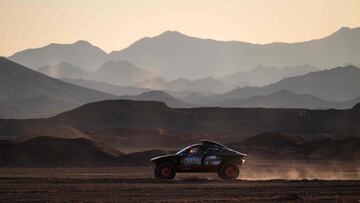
[151,140,246,180]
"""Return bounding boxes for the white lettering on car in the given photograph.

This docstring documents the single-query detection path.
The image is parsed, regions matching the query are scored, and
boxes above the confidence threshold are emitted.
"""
[181,157,201,165]
[204,155,221,166]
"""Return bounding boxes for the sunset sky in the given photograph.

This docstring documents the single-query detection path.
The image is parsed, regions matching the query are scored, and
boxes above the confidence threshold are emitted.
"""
[1,0,359,56]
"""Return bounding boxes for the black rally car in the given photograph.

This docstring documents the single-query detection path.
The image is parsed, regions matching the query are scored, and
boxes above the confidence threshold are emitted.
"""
[151,140,246,180]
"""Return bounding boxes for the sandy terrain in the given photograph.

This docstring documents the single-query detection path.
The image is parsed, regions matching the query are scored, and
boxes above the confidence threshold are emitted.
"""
[0,167,360,202]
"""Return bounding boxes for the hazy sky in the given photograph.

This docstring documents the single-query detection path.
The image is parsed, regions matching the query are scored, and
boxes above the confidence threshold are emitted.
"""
[1,0,360,56]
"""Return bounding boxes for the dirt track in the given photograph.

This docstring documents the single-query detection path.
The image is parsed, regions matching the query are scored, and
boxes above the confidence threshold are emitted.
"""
[0,167,360,202]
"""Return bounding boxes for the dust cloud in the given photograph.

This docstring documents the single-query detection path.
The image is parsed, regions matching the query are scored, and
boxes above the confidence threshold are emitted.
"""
[240,160,360,180]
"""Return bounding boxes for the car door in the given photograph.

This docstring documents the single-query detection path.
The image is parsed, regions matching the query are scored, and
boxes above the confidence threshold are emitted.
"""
[178,145,204,171]
[202,145,223,171]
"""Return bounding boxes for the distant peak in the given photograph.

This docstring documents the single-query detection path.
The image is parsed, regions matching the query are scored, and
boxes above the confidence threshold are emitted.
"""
[344,64,360,69]
[157,30,188,38]
[162,30,182,35]
[73,40,92,46]
[338,26,351,32]
[332,26,359,35]
[332,65,359,71]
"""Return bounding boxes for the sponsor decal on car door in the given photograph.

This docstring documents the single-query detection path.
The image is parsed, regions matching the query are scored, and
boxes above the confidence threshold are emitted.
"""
[181,156,202,166]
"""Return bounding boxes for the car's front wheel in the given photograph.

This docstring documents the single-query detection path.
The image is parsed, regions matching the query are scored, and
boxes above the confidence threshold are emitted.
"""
[218,163,239,180]
[154,163,176,179]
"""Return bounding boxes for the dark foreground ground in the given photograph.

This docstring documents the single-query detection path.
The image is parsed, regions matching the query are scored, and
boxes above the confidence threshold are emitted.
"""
[1,167,360,202]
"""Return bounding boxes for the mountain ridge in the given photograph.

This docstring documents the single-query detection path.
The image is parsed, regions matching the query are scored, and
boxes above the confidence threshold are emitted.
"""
[220,65,321,87]
[136,76,230,93]
[38,62,88,79]
[109,27,360,79]
[7,27,360,80]
[118,90,193,108]
[1,99,359,147]
[217,89,360,109]
[183,65,360,105]
[0,57,115,118]
[88,60,156,86]
[61,78,149,96]
[8,40,108,71]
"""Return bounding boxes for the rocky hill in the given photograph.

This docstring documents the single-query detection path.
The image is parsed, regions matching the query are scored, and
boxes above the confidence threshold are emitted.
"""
[0,100,359,148]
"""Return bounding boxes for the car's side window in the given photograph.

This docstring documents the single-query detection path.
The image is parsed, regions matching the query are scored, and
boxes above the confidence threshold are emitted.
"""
[205,145,224,154]
[187,146,203,155]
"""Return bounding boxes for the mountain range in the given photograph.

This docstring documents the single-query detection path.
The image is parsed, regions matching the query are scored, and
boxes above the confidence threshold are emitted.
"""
[1,55,359,119]
[38,60,156,87]
[7,27,360,82]
[1,27,360,116]
[183,65,360,106]
[61,78,149,96]
[0,57,115,118]
[38,62,88,79]
[136,77,231,93]
[217,89,360,109]
[88,60,156,86]
[60,79,193,108]
[220,64,320,87]
[109,27,360,79]
[2,26,360,168]
[59,76,360,109]
[224,65,360,101]
[37,60,231,93]
[118,90,193,108]
[37,61,322,94]
[9,40,108,71]
[1,99,359,149]
[0,57,194,119]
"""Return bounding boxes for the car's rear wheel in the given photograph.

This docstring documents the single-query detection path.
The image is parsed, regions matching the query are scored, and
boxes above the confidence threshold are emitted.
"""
[218,163,239,180]
[154,163,176,179]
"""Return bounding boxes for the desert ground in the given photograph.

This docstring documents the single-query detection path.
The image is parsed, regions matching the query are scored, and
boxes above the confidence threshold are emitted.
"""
[1,163,360,203]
